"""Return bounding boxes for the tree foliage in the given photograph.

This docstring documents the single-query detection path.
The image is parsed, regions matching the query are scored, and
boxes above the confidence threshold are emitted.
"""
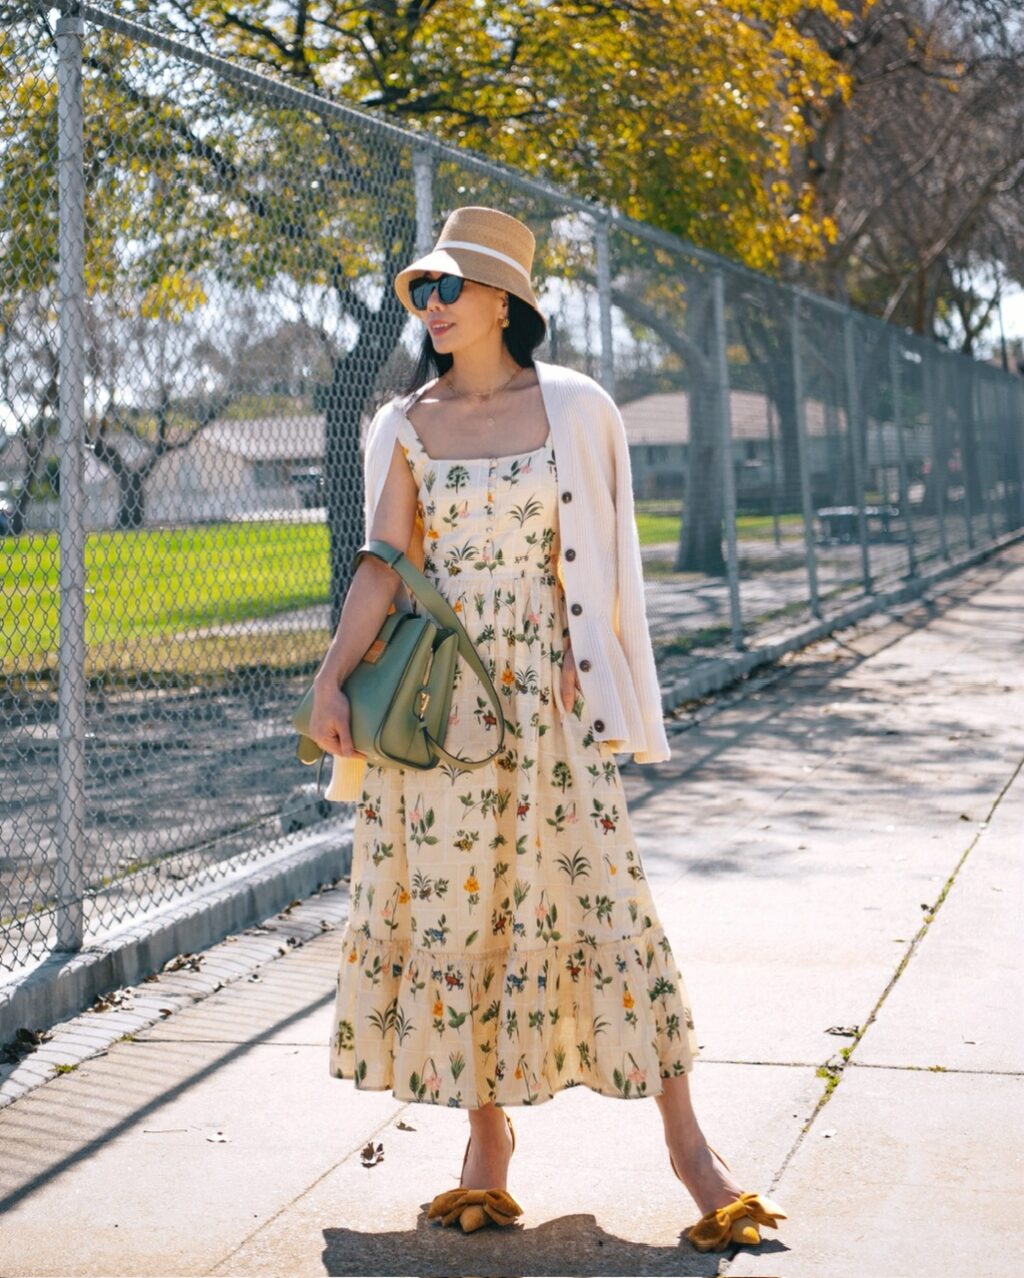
[173,0,857,271]
[794,0,1024,349]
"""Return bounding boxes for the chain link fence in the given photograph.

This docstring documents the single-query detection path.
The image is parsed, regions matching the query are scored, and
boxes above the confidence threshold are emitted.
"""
[2,3,1022,978]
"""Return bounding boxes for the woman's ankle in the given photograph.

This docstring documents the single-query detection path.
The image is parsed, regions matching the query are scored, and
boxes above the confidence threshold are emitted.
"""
[668,1139,743,1215]
[468,1105,512,1140]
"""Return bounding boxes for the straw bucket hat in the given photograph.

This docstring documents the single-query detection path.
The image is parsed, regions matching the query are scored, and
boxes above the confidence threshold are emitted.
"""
[394,206,546,328]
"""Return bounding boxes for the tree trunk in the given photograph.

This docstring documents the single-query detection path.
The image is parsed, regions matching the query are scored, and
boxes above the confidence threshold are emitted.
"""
[675,372,725,575]
[672,278,726,576]
[738,306,809,513]
[116,469,146,530]
[12,419,47,535]
[323,356,370,633]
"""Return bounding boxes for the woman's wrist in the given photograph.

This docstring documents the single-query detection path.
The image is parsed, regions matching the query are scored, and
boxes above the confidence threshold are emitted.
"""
[314,654,349,691]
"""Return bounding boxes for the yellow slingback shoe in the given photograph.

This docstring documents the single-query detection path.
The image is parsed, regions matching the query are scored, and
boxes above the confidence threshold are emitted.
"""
[427,1110,523,1233]
[670,1146,786,1252]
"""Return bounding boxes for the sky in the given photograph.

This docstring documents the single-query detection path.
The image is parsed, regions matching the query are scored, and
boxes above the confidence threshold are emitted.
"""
[997,286,1024,345]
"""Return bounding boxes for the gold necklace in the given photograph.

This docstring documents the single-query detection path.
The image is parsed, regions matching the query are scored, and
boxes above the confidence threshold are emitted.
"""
[444,365,524,427]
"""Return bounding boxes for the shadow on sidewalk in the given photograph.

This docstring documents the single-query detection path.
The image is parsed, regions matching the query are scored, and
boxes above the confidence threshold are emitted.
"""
[0,986,333,1216]
[319,1215,785,1275]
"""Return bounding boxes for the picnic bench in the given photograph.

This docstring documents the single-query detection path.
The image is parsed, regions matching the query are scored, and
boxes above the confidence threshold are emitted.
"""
[816,504,901,544]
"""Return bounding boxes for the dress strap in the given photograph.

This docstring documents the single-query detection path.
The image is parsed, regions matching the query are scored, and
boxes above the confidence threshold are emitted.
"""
[395,412,427,463]
[395,379,443,462]
[399,377,441,419]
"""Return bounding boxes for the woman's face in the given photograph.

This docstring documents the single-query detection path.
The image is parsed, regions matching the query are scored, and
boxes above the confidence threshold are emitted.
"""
[416,271,507,355]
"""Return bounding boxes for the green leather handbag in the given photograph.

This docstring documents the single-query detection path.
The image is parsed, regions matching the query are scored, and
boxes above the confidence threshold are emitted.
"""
[292,539,506,787]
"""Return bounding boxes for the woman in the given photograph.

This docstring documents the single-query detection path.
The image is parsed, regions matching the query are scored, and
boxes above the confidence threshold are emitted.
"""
[306,206,784,1251]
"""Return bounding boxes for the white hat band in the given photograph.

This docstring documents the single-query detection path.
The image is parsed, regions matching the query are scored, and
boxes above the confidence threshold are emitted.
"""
[436,240,533,285]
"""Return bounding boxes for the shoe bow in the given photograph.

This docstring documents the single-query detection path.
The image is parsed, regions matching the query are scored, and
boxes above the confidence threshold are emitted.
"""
[427,1186,524,1227]
[685,1191,787,1250]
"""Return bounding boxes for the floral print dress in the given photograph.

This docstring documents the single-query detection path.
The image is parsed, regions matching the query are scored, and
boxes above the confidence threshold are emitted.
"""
[328,410,700,1107]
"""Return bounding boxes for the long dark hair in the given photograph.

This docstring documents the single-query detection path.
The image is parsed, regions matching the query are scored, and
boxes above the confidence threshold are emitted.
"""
[398,292,547,396]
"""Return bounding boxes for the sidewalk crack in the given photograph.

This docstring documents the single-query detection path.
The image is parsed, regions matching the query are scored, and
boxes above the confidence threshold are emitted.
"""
[766,751,1024,1194]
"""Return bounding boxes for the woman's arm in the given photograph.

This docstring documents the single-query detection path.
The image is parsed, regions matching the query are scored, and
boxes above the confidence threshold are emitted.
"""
[558,624,580,711]
[307,438,418,757]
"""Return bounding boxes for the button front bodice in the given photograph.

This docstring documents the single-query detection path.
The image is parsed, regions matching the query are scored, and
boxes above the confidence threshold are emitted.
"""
[396,414,560,589]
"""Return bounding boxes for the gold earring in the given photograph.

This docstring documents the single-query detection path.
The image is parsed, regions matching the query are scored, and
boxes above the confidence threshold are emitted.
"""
[501,315,510,328]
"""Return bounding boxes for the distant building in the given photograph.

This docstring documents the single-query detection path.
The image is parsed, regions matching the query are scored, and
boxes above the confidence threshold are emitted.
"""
[620,389,928,506]
[1,415,325,531]
[174,415,325,520]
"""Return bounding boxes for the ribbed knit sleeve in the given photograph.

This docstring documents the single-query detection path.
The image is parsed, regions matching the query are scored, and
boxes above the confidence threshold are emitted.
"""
[606,388,671,763]
[362,403,391,539]
[323,404,395,805]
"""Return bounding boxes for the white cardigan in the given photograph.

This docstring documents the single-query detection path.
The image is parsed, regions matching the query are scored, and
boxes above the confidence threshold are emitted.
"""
[324,358,670,802]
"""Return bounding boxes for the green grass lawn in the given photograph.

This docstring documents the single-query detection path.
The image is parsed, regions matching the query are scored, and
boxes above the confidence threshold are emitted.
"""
[2,521,331,676]
[635,509,803,543]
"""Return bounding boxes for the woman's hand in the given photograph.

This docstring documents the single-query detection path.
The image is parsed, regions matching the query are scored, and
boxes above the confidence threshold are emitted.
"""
[560,640,581,712]
[308,681,365,759]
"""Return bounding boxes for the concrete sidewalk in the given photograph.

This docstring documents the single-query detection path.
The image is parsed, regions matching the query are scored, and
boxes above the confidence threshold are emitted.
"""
[0,546,1021,1277]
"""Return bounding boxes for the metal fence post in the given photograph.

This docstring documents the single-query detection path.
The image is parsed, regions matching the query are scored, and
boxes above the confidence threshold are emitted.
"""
[790,294,821,619]
[843,313,872,594]
[1012,375,1022,526]
[766,400,781,547]
[999,378,1015,532]
[952,354,975,551]
[712,270,743,649]
[412,146,435,256]
[889,340,917,577]
[974,366,997,540]
[926,354,950,562]
[55,12,87,954]
[594,216,615,395]
[1011,379,1024,529]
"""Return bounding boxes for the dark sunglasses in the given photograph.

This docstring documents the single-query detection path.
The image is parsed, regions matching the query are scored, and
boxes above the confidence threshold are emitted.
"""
[408,273,465,310]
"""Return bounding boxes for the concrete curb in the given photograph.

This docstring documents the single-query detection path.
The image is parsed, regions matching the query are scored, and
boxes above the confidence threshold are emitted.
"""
[0,877,354,1111]
[0,820,353,1046]
[659,530,1023,708]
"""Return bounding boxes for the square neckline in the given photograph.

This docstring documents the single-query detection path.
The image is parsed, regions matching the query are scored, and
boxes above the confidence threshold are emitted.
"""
[397,376,552,463]
[399,410,551,462]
